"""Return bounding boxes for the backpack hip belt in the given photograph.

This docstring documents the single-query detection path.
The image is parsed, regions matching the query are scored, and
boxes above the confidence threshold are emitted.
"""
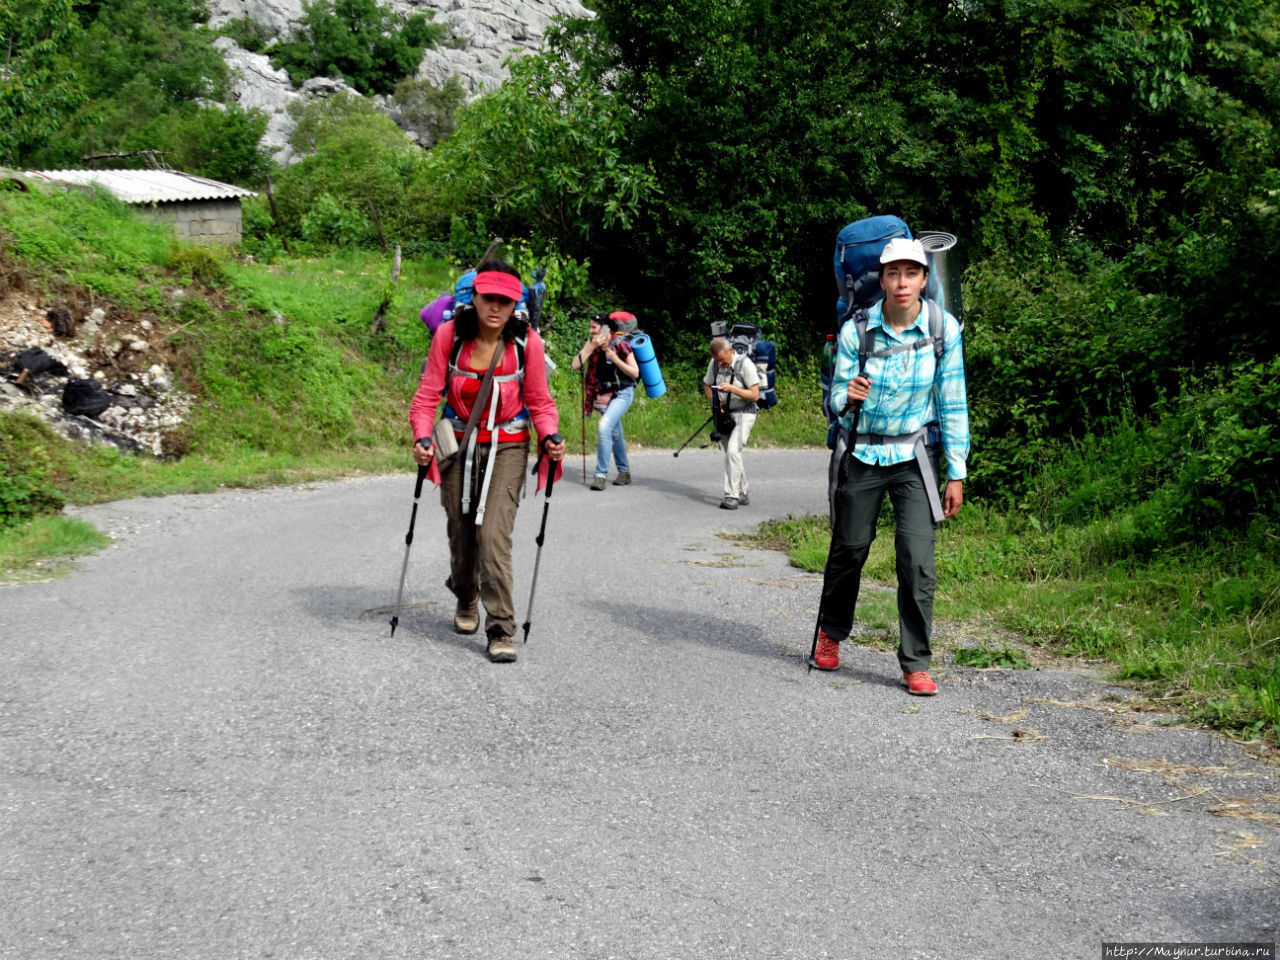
[845,425,944,524]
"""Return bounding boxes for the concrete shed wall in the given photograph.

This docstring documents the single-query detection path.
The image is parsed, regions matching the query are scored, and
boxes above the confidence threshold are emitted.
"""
[138,198,243,245]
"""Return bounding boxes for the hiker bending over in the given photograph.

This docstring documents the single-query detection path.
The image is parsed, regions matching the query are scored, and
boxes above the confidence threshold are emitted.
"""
[703,337,760,510]
[813,237,969,695]
[571,313,639,490]
[410,260,566,664]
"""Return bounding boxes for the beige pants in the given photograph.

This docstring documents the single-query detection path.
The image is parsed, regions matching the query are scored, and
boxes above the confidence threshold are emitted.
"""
[720,410,757,500]
[439,440,529,639]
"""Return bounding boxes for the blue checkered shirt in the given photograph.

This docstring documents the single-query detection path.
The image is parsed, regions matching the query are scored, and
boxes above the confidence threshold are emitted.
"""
[830,300,970,481]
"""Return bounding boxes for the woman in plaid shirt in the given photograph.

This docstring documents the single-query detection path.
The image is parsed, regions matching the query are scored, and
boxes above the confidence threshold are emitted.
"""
[811,237,970,695]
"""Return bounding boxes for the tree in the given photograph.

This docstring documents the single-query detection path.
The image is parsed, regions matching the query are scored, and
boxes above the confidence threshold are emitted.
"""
[391,74,465,148]
[274,94,423,246]
[0,0,86,163]
[418,29,657,262]
[25,0,274,184]
[269,0,442,97]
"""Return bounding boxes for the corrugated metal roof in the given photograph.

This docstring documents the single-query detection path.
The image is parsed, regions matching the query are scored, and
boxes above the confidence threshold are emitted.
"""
[25,169,257,204]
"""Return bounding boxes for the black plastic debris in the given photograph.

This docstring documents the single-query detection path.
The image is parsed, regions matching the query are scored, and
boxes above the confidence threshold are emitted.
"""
[15,347,68,376]
[62,378,112,418]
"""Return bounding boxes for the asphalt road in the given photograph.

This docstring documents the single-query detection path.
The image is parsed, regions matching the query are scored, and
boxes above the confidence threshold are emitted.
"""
[2,447,1277,960]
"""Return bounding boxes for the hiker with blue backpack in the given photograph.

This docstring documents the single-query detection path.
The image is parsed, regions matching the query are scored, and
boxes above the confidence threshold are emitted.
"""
[811,236,969,695]
[571,312,640,491]
[409,261,565,664]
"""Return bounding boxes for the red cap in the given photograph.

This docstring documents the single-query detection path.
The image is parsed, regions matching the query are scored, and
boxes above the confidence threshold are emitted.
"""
[473,271,524,302]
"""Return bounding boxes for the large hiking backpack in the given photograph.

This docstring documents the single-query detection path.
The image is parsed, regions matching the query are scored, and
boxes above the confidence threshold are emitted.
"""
[823,214,963,448]
[711,321,778,410]
[833,214,911,325]
[421,268,548,341]
[824,215,921,447]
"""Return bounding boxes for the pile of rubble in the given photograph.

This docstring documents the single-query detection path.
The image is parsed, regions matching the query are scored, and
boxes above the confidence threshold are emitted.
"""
[0,296,195,457]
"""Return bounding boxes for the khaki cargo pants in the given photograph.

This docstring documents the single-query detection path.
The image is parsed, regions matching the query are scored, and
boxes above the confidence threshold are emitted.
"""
[439,440,529,640]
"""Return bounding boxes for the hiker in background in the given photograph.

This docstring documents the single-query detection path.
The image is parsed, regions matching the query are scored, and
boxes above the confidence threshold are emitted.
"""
[409,260,565,664]
[812,237,969,695]
[571,313,639,491]
[703,337,760,510]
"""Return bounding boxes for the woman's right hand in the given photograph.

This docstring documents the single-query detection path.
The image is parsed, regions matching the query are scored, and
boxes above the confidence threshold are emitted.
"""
[847,375,871,405]
[412,439,435,466]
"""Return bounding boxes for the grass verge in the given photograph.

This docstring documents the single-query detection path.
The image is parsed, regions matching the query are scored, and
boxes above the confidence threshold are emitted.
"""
[745,507,1280,745]
[0,515,111,584]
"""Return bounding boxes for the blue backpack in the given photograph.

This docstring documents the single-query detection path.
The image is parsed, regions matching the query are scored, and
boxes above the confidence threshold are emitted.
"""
[833,214,912,324]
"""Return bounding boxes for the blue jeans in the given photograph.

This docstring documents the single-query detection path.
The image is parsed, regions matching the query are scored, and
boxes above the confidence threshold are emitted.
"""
[594,386,634,477]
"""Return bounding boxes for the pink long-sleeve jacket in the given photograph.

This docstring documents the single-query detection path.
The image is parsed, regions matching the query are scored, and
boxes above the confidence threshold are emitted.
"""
[409,320,559,446]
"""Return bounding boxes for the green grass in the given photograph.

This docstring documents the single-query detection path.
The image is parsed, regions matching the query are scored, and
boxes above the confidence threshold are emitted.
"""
[0,515,111,584]
[748,506,1280,744]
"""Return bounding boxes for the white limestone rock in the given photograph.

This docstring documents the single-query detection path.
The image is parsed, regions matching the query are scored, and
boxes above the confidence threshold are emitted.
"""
[208,0,592,163]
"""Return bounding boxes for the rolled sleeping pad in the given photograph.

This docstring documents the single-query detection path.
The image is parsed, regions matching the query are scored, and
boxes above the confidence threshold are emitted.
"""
[420,293,454,334]
[754,339,777,409]
[629,333,666,399]
[916,232,962,329]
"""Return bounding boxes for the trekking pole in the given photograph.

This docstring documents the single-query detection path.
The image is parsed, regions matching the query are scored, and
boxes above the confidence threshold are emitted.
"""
[389,463,429,637]
[808,382,865,670]
[672,413,714,457]
[521,434,562,644]
[580,367,587,483]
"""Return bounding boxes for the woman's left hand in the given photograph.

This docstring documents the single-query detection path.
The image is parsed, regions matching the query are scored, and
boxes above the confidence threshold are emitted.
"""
[544,436,567,462]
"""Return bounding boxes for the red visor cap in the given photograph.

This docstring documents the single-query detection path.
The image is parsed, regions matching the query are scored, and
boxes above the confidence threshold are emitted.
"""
[472,271,524,302]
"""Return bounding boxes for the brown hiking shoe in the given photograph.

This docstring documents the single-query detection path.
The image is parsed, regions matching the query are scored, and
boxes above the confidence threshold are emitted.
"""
[487,636,517,663]
[453,598,479,635]
[612,470,631,486]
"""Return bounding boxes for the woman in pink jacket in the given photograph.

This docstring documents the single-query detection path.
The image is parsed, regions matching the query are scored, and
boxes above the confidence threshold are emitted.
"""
[409,261,566,663]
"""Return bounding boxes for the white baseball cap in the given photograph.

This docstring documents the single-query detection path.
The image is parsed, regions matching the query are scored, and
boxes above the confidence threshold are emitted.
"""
[879,237,929,268]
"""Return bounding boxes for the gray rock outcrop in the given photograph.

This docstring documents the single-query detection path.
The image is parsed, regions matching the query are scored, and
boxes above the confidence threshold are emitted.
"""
[208,0,592,163]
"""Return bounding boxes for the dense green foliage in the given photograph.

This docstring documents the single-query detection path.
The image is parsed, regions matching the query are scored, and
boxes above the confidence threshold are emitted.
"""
[0,413,67,527]
[0,0,86,164]
[268,0,441,97]
[409,0,1280,550]
[418,33,658,255]
[13,0,272,183]
[271,94,424,249]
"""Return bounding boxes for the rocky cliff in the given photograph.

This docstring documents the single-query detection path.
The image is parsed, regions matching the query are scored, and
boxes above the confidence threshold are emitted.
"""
[207,0,592,164]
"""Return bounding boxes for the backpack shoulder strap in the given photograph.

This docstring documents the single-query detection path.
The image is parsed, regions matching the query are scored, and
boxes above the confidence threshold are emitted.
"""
[853,311,876,373]
[449,332,465,373]
[927,299,944,362]
[450,334,526,381]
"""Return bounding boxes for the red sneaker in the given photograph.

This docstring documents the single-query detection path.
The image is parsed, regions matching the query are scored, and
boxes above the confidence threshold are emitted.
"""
[903,670,938,696]
[811,629,840,671]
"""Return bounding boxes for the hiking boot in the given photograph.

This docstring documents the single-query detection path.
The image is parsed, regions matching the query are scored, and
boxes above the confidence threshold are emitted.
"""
[612,470,631,486]
[738,493,749,506]
[487,636,517,663]
[590,475,607,491]
[719,497,738,510]
[453,598,479,635]
[903,670,938,696]
[812,629,840,671]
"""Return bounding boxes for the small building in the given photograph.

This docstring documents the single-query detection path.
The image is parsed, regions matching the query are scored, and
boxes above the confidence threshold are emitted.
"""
[23,169,257,245]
